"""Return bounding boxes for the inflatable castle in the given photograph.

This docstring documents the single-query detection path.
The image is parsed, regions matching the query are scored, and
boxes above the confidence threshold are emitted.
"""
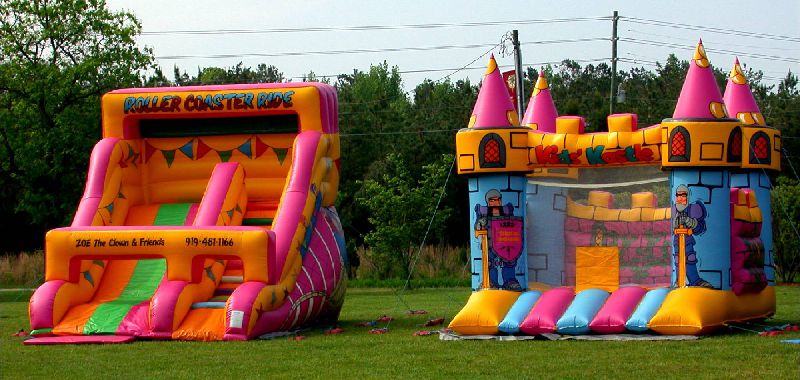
[27,83,346,343]
[449,41,781,336]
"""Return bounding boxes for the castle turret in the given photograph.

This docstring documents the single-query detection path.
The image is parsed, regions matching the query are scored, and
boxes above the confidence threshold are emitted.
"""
[723,57,778,284]
[468,54,519,129]
[672,39,728,119]
[456,55,529,291]
[521,71,559,132]
[662,42,779,290]
[662,41,739,168]
[724,58,766,126]
[456,54,529,175]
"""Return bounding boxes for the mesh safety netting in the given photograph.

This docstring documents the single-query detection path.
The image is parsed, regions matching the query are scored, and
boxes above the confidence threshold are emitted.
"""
[526,166,672,288]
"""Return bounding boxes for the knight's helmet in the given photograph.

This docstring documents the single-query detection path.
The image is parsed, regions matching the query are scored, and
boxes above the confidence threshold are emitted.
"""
[485,189,501,203]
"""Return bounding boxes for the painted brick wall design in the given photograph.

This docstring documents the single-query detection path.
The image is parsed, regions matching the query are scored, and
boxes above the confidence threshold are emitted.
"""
[563,191,672,287]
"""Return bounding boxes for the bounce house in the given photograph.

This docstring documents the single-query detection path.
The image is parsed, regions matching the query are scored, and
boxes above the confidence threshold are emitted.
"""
[27,83,347,342]
[449,41,781,336]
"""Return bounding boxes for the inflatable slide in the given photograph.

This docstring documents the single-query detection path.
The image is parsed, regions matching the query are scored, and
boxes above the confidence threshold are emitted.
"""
[449,41,780,336]
[28,83,346,342]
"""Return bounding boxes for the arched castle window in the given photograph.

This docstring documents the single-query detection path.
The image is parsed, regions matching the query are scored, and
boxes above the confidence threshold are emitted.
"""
[749,131,771,165]
[479,133,506,168]
[727,126,742,163]
[668,126,691,162]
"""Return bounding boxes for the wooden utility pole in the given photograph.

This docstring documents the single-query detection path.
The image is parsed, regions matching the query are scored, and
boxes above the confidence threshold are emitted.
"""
[609,11,619,115]
[512,30,524,122]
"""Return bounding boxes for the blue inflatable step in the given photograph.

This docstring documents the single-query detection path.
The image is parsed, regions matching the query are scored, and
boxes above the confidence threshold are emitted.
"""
[191,301,226,309]
[556,288,610,335]
[625,288,671,332]
[498,290,542,334]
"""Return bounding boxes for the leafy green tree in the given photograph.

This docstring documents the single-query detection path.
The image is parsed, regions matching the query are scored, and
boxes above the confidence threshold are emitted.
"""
[166,62,285,86]
[173,65,191,86]
[252,63,285,83]
[764,72,800,172]
[356,153,453,279]
[548,60,613,131]
[143,67,170,87]
[772,177,800,282]
[197,67,228,85]
[404,78,477,245]
[334,62,411,253]
[405,79,475,164]
[0,0,153,250]
[302,70,331,84]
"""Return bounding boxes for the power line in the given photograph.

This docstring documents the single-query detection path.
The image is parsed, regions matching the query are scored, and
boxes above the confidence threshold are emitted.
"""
[616,57,789,81]
[142,16,611,36]
[435,43,499,83]
[157,42,497,60]
[288,57,611,81]
[155,37,609,60]
[523,37,609,47]
[620,37,800,64]
[177,56,610,86]
[625,29,800,53]
[622,17,800,43]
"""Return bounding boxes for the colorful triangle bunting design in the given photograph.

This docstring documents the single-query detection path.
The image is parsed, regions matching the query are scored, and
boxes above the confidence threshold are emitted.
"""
[144,141,158,163]
[255,137,270,158]
[179,140,194,159]
[197,139,212,160]
[274,148,289,165]
[127,143,140,167]
[217,150,232,162]
[205,266,216,282]
[95,209,107,226]
[83,271,94,286]
[162,150,176,167]
[237,140,253,158]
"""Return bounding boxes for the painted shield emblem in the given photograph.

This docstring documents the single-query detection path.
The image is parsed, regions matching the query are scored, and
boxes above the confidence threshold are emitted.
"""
[488,216,523,261]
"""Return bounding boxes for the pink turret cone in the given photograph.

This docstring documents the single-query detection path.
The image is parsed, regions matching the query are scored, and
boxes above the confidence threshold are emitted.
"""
[521,70,559,132]
[673,40,728,119]
[723,58,766,125]
[468,54,519,129]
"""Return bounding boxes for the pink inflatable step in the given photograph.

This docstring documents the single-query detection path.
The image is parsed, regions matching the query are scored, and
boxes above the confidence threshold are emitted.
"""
[519,287,575,335]
[589,286,647,334]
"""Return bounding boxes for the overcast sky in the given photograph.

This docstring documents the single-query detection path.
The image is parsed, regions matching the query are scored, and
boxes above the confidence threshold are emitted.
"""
[106,0,799,91]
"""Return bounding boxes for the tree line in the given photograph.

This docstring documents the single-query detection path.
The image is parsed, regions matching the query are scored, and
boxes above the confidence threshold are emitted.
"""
[1,1,798,280]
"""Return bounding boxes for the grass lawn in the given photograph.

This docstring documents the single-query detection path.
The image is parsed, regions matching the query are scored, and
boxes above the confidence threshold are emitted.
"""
[1,286,799,379]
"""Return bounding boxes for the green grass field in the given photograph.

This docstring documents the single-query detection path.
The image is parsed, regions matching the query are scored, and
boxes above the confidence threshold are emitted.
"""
[1,286,799,379]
